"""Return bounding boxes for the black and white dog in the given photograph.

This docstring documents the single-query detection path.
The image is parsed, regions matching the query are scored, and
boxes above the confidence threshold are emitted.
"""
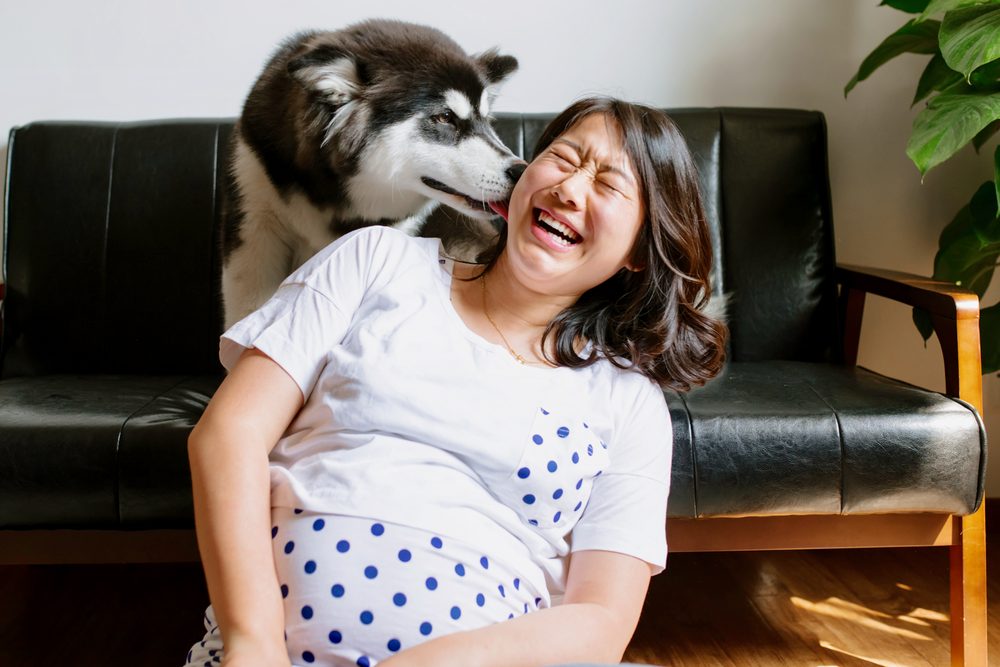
[221,19,522,327]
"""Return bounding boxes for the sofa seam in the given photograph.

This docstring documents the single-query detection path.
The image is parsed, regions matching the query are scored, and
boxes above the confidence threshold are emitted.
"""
[114,375,195,526]
[675,390,699,519]
[806,383,846,515]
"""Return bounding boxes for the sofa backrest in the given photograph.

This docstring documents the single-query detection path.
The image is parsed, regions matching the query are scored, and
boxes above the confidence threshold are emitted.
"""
[1,109,837,378]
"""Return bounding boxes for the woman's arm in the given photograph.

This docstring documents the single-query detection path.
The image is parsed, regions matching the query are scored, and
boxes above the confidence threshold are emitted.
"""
[188,348,304,666]
[378,549,652,667]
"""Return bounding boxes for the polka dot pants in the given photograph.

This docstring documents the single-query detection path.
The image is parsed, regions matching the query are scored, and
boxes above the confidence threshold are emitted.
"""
[184,508,549,667]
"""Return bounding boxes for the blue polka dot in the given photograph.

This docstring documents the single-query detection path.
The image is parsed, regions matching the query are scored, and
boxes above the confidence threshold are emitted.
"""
[601,440,608,449]
[513,578,520,589]
[574,501,583,512]
[336,540,350,553]
[498,584,506,597]
[284,541,295,554]
[329,630,342,644]
[303,651,315,663]
[450,606,462,620]
[371,523,385,536]
[523,494,536,505]
[281,584,289,598]
[357,657,370,667]
[387,639,401,652]
[557,426,570,438]
[431,537,443,549]
[364,566,378,579]
[455,563,466,576]
[587,444,594,456]
[517,467,530,479]
[584,422,589,428]
[535,597,542,606]
[541,408,550,415]
[547,460,558,473]
[480,556,489,569]
[524,602,530,613]
[576,479,584,490]
[393,592,407,606]
[476,593,486,607]
[529,519,539,526]
[271,526,278,539]
[426,577,438,590]
[301,605,313,620]
[532,434,543,445]
[399,549,412,562]
[304,560,317,574]
[595,470,603,477]
[331,583,345,598]
[360,610,374,625]
[553,511,562,522]
[420,621,433,636]
[508,613,514,619]
[553,489,563,500]
[572,452,580,464]
[312,518,325,531]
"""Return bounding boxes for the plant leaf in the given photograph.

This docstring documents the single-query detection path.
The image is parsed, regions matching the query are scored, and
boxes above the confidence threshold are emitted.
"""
[940,5,1000,79]
[917,0,994,22]
[912,306,936,341]
[995,144,1000,209]
[969,57,1000,88]
[914,52,965,105]
[972,119,1000,149]
[906,91,1000,174]
[845,19,941,96]
[970,178,1000,242]
[883,0,932,12]
[931,183,1000,296]
[981,302,1000,373]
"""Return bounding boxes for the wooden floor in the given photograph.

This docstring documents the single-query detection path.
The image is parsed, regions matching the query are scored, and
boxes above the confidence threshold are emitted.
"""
[1,542,997,666]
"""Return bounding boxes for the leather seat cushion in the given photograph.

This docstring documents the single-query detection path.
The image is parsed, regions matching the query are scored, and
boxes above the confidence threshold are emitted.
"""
[0,363,985,528]
[0,374,219,528]
[666,361,986,518]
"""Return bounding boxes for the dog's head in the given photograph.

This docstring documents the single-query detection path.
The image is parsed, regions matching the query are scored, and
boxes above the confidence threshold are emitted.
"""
[287,20,524,222]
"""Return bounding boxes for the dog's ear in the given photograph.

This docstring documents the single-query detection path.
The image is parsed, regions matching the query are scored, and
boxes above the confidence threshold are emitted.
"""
[288,45,368,104]
[474,49,518,86]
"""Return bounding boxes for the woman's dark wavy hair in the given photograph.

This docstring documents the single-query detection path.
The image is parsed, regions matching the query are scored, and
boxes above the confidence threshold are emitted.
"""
[481,97,728,391]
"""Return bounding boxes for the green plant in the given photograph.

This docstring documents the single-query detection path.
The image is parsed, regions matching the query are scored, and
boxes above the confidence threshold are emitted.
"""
[846,0,1000,373]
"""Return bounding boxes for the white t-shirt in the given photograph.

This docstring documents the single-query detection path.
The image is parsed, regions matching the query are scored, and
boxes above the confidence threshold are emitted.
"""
[220,226,672,595]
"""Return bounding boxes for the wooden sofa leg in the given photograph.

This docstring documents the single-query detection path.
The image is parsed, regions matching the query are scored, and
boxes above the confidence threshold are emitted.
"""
[951,504,987,666]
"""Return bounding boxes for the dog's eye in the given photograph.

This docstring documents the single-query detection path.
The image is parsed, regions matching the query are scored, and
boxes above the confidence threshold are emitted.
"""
[431,111,457,126]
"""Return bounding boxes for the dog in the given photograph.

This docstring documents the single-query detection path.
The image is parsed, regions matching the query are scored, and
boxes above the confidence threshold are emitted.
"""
[221,19,522,328]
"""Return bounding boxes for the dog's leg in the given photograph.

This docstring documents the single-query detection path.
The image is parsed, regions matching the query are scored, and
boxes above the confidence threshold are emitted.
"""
[222,220,295,329]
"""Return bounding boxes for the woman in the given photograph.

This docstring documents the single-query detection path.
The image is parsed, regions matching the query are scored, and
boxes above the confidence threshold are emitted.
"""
[184,97,727,667]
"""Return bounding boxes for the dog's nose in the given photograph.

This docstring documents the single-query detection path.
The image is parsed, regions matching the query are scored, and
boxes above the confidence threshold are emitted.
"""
[506,162,527,184]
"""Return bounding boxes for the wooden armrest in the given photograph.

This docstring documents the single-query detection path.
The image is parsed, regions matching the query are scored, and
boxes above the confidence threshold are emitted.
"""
[836,263,979,320]
[835,263,983,412]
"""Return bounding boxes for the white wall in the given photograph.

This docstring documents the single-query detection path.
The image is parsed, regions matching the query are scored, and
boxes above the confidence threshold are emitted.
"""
[2,0,998,493]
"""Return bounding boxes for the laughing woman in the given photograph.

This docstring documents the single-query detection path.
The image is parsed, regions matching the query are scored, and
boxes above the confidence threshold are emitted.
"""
[184,97,727,667]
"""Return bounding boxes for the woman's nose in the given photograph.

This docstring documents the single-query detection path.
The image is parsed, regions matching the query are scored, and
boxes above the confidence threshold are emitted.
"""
[553,170,588,208]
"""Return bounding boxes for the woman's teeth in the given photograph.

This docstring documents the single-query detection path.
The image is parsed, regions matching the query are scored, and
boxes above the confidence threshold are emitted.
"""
[536,210,582,245]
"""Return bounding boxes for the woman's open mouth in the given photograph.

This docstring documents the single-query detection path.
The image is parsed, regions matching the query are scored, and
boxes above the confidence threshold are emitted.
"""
[534,209,582,248]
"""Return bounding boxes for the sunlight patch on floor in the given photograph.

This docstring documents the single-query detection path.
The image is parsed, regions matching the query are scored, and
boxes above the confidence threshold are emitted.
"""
[791,596,931,641]
[819,640,914,667]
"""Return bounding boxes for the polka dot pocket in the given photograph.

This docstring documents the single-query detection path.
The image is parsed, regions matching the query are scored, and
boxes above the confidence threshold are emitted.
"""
[500,407,610,531]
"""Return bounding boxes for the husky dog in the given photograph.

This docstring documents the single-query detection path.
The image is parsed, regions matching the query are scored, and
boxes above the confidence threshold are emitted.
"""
[221,19,522,328]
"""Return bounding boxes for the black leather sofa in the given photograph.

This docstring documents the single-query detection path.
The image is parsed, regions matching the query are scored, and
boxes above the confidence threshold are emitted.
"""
[0,110,988,663]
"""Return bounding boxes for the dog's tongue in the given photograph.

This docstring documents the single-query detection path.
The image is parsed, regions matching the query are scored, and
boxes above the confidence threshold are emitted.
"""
[489,201,509,221]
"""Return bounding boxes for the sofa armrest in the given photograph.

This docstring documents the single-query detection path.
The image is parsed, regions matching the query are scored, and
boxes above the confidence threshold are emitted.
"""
[836,263,983,412]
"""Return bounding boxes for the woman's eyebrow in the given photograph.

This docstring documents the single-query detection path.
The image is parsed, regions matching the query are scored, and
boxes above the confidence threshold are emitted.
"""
[553,138,636,185]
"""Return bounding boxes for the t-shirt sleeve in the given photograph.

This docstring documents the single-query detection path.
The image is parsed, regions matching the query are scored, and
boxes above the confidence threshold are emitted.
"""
[569,375,672,574]
[219,227,391,398]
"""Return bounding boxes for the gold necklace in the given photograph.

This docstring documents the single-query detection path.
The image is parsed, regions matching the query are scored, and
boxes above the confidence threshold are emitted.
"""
[480,274,530,365]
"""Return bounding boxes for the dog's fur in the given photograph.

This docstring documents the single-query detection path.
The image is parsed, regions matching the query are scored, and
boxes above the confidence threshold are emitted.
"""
[221,19,521,327]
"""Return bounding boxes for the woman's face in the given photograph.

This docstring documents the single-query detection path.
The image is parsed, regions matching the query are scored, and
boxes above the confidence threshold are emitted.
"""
[503,112,646,297]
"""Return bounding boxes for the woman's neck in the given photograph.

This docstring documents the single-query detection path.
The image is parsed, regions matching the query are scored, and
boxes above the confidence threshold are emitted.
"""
[481,254,576,332]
